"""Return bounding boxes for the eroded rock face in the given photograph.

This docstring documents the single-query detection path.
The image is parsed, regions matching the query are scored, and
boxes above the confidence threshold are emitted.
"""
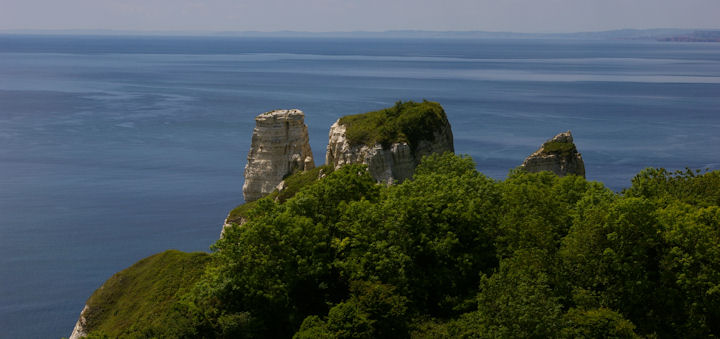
[325,119,454,184]
[521,131,585,178]
[242,109,315,202]
[69,305,89,339]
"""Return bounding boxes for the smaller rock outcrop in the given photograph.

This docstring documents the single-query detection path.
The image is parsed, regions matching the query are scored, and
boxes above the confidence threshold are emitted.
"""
[521,131,585,178]
[242,109,315,202]
[326,101,454,184]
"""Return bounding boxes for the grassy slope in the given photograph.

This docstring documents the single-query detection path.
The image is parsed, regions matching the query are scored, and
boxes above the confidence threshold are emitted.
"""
[338,100,448,149]
[82,250,210,337]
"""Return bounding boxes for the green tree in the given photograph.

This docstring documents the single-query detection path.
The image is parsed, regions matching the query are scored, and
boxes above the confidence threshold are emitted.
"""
[625,168,720,207]
[294,282,409,339]
[496,170,597,258]
[206,165,379,337]
[561,307,639,338]
[457,249,565,338]
[559,196,665,335]
[657,203,720,336]
[335,153,501,316]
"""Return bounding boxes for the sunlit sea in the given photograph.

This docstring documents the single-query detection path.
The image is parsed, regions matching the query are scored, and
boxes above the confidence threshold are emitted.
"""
[0,35,719,338]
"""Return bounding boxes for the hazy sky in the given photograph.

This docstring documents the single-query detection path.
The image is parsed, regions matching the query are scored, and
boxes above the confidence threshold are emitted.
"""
[2,0,719,33]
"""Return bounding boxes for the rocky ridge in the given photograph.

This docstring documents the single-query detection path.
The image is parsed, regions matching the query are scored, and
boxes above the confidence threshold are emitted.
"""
[521,131,585,178]
[242,109,315,202]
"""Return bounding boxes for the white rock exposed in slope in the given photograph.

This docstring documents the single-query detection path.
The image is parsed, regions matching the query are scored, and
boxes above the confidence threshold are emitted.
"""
[325,117,453,184]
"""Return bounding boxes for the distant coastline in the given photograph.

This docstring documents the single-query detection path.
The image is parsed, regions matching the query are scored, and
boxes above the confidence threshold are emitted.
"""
[2,28,720,41]
[658,30,720,42]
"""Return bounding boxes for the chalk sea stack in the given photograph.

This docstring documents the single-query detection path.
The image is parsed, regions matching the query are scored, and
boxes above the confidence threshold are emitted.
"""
[326,101,454,184]
[521,131,585,178]
[242,109,315,202]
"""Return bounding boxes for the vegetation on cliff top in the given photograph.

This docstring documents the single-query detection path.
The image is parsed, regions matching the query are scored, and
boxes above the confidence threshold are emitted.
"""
[81,250,210,338]
[541,140,578,156]
[83,154,720,338]
[338,100,449,149]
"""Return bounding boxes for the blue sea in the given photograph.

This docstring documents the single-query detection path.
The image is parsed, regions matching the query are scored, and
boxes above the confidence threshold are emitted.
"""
[0,35,719,338]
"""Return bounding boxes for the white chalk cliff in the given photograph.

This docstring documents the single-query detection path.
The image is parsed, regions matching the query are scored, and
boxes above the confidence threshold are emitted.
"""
[325,118,454,184]
[242,109,315,202]
[69,305,90,339]
[521,131,585,178]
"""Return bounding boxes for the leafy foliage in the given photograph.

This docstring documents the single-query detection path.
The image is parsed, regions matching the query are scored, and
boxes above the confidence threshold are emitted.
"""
[81,155,720,338]
[561,307,639,338]
[624,167,720,207]
[205,164,380,337]
[472,249,565,338]
[294,281,409,339]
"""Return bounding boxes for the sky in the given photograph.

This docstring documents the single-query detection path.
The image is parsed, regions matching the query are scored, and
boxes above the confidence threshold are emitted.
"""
[1,0,719,33]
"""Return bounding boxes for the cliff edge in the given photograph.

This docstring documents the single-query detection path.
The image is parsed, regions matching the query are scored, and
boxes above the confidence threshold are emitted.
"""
[68,250,209,338]
[520,131,585,178]
[242,109,315,202]
[326,101,454,184]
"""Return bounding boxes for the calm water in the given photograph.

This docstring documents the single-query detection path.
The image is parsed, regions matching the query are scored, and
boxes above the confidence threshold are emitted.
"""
[0,35,719,338]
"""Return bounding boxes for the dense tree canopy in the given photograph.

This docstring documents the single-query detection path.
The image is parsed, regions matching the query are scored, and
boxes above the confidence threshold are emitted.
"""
[83,154,720,338]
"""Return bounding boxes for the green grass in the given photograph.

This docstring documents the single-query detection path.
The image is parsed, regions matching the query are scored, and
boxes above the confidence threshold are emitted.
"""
[227,199,262,224]
[226,165,335,223]
[277,165,334,202]
[339,100,449,150]
[542,140,577,156]
[82,250,210,338]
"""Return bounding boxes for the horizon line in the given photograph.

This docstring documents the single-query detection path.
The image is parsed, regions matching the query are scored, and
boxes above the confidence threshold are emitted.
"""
[2,27,719,36]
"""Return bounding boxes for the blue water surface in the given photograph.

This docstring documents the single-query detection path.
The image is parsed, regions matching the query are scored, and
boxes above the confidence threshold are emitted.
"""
[0,35,719,338]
